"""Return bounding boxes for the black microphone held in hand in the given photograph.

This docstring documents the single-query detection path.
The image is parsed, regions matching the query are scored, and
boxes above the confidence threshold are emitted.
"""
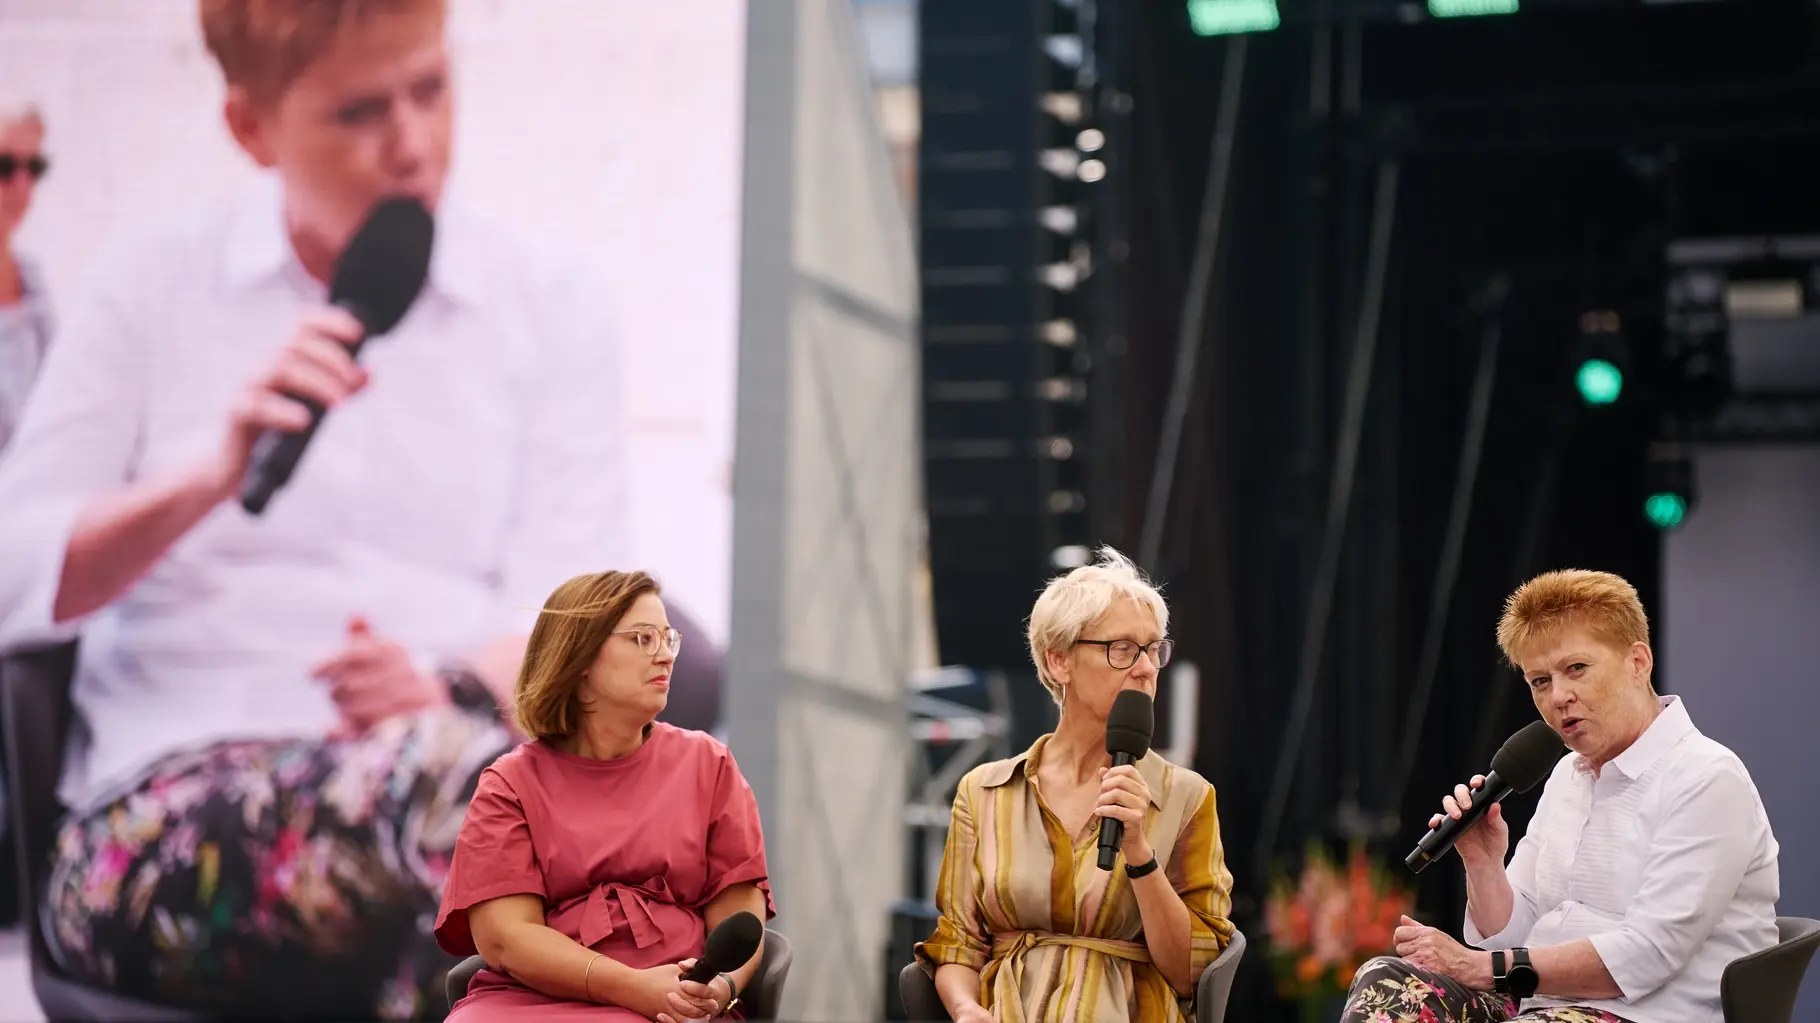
[1097,689,1155,871]
[1405,720,1563,873]
[238,196,435,515]
[681,910,764,984]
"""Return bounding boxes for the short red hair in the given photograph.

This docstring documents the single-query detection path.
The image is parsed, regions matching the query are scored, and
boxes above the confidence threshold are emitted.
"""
[1497,569,1651,667]
[199,0,447,104]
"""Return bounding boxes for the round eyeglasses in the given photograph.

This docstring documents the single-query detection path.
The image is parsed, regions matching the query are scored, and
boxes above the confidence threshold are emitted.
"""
[1074,638,1173,670]
[612,626,682,658]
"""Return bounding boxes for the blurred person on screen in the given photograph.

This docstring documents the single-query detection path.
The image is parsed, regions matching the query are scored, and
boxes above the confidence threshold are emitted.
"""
[0,95,54,925]
[434,570,771,1023]
[0,2,685,1018]
[0,97,53,455]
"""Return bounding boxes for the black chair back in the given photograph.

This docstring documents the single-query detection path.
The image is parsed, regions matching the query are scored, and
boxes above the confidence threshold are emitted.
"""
[897,961,949,1021]
[742,928,794,1020]
[1,642,78,973]
[444,955,486,1009]
[1722,916,1820,1023]
[2,642,213,1021]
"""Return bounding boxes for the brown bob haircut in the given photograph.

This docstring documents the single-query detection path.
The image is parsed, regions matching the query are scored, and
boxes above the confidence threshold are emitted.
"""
[199,0,448,105]
[514,570,661,742]
[1497,568,1651,668]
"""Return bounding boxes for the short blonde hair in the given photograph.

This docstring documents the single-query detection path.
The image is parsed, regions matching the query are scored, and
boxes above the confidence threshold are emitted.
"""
[199,0,447,104]
[514,570,660,741]
[1497,568,1650,667]
[1027,546,1170,705]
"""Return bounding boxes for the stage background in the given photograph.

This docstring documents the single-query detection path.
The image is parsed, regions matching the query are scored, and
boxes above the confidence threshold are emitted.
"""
[1664,320,1820,1023]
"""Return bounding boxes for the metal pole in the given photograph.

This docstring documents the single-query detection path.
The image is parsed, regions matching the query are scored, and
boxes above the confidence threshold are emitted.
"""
[1138,36,1248,573]
[1252,159,1400,882]
[1384,276,1509,811]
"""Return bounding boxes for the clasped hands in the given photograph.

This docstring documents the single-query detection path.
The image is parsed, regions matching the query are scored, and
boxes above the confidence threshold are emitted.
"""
[310,614,446,738]
[650,960,732,1023]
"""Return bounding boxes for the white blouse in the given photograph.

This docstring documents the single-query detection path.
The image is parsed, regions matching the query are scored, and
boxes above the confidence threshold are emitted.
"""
[0,254,53,455]
[1466,697,1780,1023]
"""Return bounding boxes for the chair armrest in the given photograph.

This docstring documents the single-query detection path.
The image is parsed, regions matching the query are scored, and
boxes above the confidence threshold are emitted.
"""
[898,960,952,1021]
[1194,928,1247,1023]
[443,955,486,1009]
[742,928,793,1019]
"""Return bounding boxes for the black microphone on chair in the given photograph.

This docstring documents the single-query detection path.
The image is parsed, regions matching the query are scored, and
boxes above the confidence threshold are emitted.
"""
[682,911,764,984]
[238,195,435,515]
[1098,689,1155,871]
[1405,720,1563,873]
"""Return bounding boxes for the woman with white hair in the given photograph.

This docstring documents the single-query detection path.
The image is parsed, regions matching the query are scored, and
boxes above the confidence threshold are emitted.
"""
[914,546,1235,1023]
[0,97,50,906]
[0,97,51,454]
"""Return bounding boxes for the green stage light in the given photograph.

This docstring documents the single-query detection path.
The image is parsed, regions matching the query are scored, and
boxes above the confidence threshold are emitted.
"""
[1570,313,1630,409]
[1187,0,1281,36]
[1429,0,1519,16]
[1643,492,1688,531]
[1574,358,1624,407]
[1642,444,1695,532]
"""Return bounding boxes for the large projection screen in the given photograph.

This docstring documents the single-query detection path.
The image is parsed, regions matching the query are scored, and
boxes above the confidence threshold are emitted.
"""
[2,0,746,726]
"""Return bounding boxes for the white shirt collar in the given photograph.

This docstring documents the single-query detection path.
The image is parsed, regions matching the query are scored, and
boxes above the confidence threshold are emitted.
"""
[219,175,489,305]
[1576,694,1695,780]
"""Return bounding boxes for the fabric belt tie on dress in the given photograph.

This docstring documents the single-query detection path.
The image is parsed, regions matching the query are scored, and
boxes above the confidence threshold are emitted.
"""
[990,930,1152,964]
[568,878,678,950]
[984,931,1153,1023]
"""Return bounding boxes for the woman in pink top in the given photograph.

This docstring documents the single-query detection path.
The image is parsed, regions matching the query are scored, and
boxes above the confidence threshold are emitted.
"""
[434,570,773,1022]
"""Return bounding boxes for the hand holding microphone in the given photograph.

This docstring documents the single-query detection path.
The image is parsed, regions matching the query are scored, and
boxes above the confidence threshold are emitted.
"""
[1097,689,1156,871]
[216,308,369,499]
[1405,720,1562,873]
[1429,774,1510,869]
[654,911,762,1022]
[235,196,435,515]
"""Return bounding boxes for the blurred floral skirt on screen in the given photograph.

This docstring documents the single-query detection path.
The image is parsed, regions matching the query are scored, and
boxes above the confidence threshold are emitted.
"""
[40,706,511,1021]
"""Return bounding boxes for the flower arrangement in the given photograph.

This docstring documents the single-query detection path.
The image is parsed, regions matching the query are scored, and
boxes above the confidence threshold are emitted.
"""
[1263,842,1416,1020]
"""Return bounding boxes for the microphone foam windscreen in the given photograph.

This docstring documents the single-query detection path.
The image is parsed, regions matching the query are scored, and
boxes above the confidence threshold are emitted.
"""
[1490,720,1566,793]
[1104,689,1155,759]
[701,910,764,974]
[329,195,435,337]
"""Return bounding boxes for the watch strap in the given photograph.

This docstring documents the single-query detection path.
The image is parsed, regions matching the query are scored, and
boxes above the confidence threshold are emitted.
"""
[1124,853,1161,878]
[438,664,501,718]
[714,972,740,1016]
[1491,949,1510,994]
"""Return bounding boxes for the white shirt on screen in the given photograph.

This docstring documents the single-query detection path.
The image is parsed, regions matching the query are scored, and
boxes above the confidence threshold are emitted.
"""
[0,254,54,454]
[0,177,629,807]
[1465,695,1779,1023]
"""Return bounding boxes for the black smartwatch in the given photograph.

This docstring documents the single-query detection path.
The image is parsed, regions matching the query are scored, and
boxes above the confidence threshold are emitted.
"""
[1124,853,1161,879]
[1492,947,1539,1000]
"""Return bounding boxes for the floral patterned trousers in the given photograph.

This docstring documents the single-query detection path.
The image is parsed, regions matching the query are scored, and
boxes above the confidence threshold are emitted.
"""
[1342,957,1638,1023]
[41,707,513,1021]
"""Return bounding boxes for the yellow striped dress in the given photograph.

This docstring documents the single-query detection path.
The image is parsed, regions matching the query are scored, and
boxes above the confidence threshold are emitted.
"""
[914,735,1235,1023]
